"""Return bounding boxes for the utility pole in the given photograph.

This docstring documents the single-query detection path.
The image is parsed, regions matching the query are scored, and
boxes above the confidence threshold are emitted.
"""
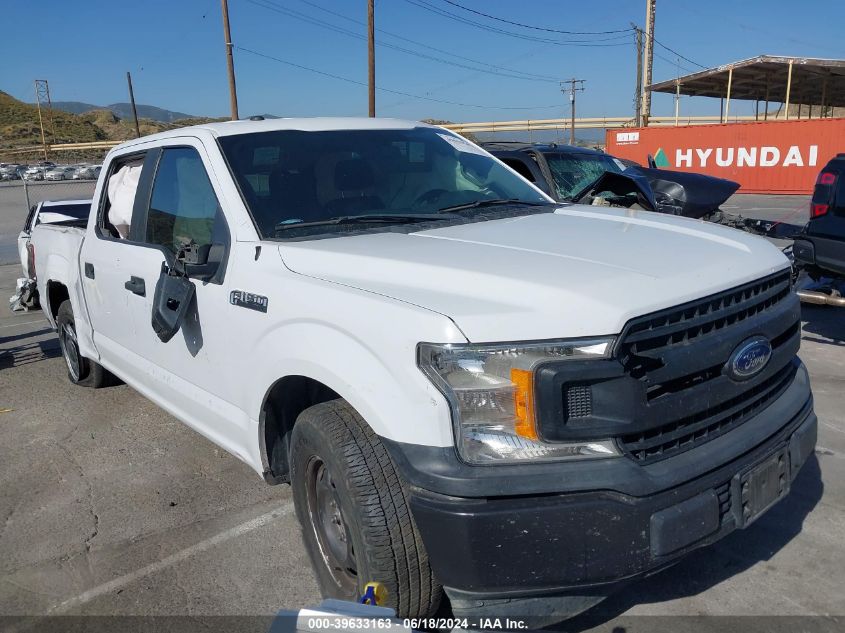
[674,57,680,126]
[34,79,53,161]
[368,0,375,117]
[561,79,585,145]
[641,0,656,126]
[632,23,643,127]
[126,71,141,139]
[221,0,239,120]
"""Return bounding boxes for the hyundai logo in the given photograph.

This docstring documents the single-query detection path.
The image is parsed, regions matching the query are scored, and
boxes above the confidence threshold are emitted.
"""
[727,336,772,381]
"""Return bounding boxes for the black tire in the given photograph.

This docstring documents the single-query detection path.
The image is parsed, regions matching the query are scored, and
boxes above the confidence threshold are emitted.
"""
[56,300,116,388]
[290,400,442,619]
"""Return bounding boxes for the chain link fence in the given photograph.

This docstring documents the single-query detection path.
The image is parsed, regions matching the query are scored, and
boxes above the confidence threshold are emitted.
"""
[17,179,97,208]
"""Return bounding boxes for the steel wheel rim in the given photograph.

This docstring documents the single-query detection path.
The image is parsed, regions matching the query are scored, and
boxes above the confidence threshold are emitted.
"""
[59,321,81,381]
[305,456,357,593]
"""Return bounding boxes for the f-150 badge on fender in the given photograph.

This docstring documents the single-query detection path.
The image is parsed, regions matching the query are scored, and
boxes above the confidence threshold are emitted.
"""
[230,290,268,313]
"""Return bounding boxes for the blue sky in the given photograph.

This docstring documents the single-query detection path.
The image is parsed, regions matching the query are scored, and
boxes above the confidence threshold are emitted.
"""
[3,0,844,124]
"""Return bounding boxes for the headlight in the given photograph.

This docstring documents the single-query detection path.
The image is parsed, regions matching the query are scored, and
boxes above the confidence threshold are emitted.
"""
[418,338,621,464]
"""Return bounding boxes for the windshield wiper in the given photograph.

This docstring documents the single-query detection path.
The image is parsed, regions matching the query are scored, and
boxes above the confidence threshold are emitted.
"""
[274,213,457,233]
[436,198,552,213]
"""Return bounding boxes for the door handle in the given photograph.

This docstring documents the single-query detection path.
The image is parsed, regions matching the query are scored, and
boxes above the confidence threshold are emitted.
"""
[84,262,95,279]
[124,276,146,296]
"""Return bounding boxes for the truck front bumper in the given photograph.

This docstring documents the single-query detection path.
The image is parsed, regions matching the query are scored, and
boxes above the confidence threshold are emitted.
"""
[385,363,817,615]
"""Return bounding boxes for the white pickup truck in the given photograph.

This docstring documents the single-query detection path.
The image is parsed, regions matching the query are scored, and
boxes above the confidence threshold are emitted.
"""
[31,118,816,623]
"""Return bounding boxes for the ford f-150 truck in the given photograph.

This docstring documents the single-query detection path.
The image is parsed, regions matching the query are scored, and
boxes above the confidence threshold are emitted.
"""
[31,118,816,623]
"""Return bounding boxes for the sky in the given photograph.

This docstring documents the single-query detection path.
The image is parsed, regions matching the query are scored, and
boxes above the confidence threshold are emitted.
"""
[3,0,845,126]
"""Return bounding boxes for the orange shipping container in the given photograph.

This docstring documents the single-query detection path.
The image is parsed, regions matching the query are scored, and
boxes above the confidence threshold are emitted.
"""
[605,118,845,194]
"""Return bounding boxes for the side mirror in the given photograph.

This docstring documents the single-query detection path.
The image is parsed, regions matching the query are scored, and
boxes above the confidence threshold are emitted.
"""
[151,263,195,343]
[175,242,226,282]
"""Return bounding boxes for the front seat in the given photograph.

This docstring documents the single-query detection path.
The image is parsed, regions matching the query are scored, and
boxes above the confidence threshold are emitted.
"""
[324,158,384,216]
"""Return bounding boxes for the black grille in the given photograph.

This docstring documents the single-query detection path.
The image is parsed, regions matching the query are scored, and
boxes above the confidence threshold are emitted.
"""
[620,361,797,463]
[616,270,800,464]
[622,271,792,356]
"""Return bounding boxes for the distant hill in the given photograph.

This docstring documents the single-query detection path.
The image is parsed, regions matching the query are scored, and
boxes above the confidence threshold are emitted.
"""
[50,100,198,122]
[1,91,106,149]
[1,90,224,158]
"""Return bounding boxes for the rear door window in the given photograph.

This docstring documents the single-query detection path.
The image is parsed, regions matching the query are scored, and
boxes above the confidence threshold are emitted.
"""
[24,205,38,233]
[501,158,536,182]
[833,172,845,217]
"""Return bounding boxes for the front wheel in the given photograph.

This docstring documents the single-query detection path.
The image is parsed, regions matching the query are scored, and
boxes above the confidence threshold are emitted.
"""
[290,400,442,619]
[56,300,117,388]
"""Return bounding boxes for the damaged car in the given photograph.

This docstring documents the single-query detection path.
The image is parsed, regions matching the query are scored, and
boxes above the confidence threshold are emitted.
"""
[483,141,740,218]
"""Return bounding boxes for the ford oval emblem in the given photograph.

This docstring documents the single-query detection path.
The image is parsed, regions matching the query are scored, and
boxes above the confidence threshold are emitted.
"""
[727,336,772,381]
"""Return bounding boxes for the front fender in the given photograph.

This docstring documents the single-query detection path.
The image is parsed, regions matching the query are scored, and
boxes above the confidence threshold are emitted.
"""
[247,318,461,457]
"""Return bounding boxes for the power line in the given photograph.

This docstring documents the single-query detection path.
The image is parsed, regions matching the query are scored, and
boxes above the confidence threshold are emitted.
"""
[652,36,707,69]
[234,45,564,110]
[245,0,561,82]
[439,0,633,35]
[294,0,559,81]
[402,0,634,46]
[379,45,551,112]
[653,51,696,74]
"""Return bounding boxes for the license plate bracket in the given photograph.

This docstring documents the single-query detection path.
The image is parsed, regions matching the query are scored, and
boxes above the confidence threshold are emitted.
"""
[733,447,790,528]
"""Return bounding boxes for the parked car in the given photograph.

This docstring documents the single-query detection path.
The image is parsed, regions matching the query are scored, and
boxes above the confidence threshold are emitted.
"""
[0,164,22,180]
[10,198,91,311]
[23,166,44,181]
[44,166,78,181]
[792,154,845,306]
[30,119,816,625]
[73,164,102,180]
[483,142,740,219]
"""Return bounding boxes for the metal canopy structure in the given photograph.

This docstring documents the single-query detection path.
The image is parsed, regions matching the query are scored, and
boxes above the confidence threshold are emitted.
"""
[648,55,845,121]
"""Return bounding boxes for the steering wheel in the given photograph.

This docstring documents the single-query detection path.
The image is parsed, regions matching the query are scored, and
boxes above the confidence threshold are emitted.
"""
[412,188,451,209]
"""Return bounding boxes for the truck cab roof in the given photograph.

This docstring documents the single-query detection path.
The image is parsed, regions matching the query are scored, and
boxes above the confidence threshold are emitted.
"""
[112,117,436,152]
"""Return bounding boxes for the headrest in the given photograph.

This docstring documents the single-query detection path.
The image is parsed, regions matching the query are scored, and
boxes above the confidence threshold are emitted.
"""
[334,158,374,191]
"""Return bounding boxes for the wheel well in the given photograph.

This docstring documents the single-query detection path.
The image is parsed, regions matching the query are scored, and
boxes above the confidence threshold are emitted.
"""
[46,281,69,322]
[260,375,339,484]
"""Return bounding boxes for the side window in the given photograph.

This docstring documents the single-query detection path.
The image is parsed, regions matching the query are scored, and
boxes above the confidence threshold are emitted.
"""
[99,153,145,239]
[145,147,226,253]
[24,205,38,233]
[833,173,845,216]
[501,158,536,183]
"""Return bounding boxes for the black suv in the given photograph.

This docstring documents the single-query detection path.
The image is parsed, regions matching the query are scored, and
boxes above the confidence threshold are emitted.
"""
[793,155,845,278]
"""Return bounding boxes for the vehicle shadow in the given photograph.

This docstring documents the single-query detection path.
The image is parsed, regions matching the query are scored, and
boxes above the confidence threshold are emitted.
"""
[800,305,845,346]
[551,455,824,631]
[0,328,60,370]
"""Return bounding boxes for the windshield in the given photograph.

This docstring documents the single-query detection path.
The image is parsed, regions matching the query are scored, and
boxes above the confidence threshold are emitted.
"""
[544,152,623,200]
[219,127,548,238]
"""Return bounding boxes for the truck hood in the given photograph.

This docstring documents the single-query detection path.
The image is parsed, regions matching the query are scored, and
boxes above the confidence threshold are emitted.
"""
[277,205,790,342]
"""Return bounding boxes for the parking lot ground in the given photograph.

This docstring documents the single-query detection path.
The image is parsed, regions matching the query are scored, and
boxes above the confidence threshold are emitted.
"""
[721,193,811,225]
[1,251,844,632]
